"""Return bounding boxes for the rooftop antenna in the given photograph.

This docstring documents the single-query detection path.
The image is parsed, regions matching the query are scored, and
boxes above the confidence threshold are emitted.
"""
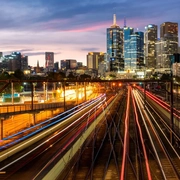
[124,17,126,27]
[111,14,119,28]
[113,14,117,26]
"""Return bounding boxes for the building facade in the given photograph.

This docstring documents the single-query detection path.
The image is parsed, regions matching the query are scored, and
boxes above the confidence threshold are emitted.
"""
[60,59,77,71]
[45,52,54,71]
[0,52,28,71]
[128,32,144,71]
[156,22,178,72]
[54,62,59,71]
[123,27,134,70]
[107,14,124,72]
[160,22,178,38]
[87,52,105,70]
[144,24,157,69]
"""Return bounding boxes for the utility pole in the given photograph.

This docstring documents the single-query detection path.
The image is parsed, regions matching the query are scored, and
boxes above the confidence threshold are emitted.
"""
[11,82,14,104]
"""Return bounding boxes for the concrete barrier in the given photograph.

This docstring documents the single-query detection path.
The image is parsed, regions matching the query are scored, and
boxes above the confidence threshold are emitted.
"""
[42,95,118,180]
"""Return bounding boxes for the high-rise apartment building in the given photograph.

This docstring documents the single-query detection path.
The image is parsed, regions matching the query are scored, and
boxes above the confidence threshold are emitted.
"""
[123,27,134,70]
[87,52,105,70]
[45,52,54,71]
[107,14,123,72]
[0,52,28,71]
[156,22,178,72]
[160,22,178,38]
[156,37,178,69]
[144,24,157,69]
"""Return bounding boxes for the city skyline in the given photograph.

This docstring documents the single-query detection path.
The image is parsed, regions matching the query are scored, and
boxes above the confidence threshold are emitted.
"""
[0,0,179,67]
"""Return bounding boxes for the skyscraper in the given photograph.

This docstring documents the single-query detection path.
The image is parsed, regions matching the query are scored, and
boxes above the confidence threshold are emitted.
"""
[156,22,178,72]
[144,24,157,69]
[160,22,178,38]
[160,22,178,53]
[128,32,144,70]
[45,52,54,71]
[0,52,28,71]
[107,14,123,72]
[123,27,134,70]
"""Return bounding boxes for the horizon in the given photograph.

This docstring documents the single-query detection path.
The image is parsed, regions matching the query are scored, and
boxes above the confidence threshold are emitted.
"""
[0,0,179,67]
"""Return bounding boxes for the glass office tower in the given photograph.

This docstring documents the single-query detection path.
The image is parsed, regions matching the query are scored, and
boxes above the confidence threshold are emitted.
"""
[123,27,134,70]
[107,14,123,72]
[129,32,144,70]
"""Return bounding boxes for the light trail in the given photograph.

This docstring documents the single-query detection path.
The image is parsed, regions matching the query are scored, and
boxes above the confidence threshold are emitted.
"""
[3,94,106,141]
[1,95,106,150]
[136,86,180,119]
[134,90,167,179]
[131,89,152,180]
[120,86,130,180]
[136,88,180,141]
[136,90,180,160]
[0,96,106,159]
[32,97,110,180]
[0,97,107,172]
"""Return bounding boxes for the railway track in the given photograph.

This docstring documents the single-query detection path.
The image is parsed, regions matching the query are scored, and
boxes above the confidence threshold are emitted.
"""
[63,89,126,179]
[134,89,180,180]
[0,95,108,179]
[0,95,106,150]
[1,85,180,179]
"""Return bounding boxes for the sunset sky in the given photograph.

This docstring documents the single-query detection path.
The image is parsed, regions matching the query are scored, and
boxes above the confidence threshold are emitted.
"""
[0,0,179,67]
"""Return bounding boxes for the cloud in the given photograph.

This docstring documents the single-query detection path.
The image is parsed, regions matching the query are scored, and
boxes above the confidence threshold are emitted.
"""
[81,48,100,52]
[26,52,61,56]
[0,0,179,67]
[0,0,180,33]
[3,48,61,56]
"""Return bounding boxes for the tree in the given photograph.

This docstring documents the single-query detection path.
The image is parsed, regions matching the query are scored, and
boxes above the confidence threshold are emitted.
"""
[47,71,66,81]
[14,69,25,80]
[67,72,76,79]
[160,74,171,80]
[0,71,11,80]
[79,74,91,80]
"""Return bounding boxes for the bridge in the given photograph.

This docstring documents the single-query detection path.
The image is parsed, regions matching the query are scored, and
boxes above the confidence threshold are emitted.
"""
[0,80,180,179]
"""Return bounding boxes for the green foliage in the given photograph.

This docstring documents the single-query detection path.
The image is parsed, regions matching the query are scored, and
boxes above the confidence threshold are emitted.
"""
[0,72,11,80]
[109,74,116,78]
[174,76,180,83]
[47,72,66,80]
[79,74,91,80]
[160,74,171,80]
[150,72,158,80]
[67,72,76,79]
[14,69,25,80]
